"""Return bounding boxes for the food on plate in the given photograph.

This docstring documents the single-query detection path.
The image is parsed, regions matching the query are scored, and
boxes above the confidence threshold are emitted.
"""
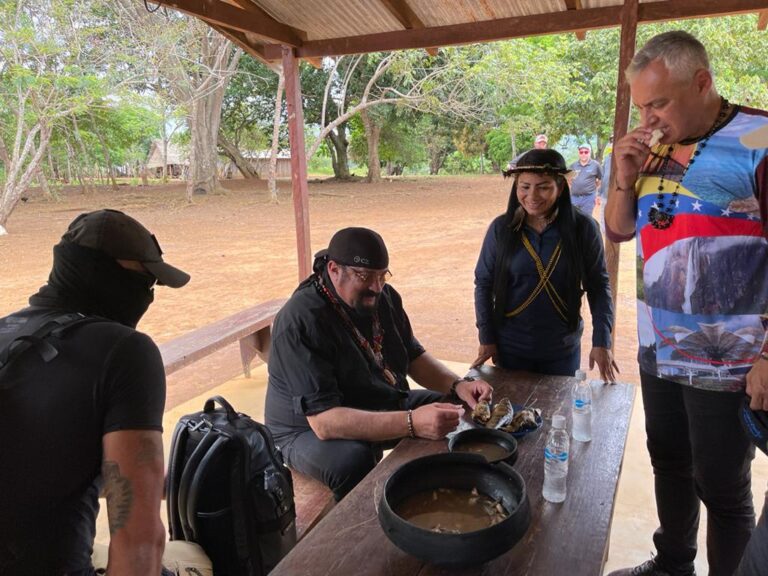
[485,398,514,429]
[471,400,491,425]
[500,408,542,434]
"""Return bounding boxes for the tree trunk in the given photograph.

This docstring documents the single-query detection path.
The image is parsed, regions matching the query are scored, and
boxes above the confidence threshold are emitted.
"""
[186,99,219,199]
[185,58,234,199]
[217,133,259,179]
[71,117,94,193]
[161,119,169,182]
[326,127,350,179]
[268,71,285,203]
[37,168,56,199]
[0,123,52,235]
[94,125,118,191]
[326,136,339,176]
[65,145,73,183]
[429,150,448,175]
[360,109,381,183]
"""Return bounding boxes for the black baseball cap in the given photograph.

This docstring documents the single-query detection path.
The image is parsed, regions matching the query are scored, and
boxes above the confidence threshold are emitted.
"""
[315,227,389,270]
[62,209,190,288]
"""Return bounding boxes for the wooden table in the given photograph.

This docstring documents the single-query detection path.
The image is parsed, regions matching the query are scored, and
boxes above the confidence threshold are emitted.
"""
[271,367,636,576]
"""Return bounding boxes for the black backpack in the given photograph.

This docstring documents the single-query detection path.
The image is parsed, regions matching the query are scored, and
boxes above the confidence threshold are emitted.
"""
[166,396,297,576]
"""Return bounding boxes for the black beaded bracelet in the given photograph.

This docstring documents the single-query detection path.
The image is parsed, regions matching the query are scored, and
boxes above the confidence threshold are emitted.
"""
[450,375,476,397]
[406,409,415,438]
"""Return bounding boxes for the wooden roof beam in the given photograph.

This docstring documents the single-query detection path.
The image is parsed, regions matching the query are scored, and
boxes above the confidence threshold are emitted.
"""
[758,9,768,29]
[379,0,439,56]
[211,24,281,72]
[261,0,768,60]
[564,0,587,40]
[157,0,304,46]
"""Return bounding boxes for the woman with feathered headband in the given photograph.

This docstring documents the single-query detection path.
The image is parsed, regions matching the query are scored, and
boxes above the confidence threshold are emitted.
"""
[472,148,619,381]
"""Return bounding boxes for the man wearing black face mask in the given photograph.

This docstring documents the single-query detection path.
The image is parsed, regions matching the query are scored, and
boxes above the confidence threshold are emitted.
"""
[0,209,190,576]
[265,227,493,500]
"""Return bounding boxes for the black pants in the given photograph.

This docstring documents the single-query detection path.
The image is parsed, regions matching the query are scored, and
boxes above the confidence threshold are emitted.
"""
[641,372,755,576]
[279,389,444,501]
[497,346,580,376]
[735,488,768,576]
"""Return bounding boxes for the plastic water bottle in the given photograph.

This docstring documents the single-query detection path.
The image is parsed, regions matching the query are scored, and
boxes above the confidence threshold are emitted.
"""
[543,414,569,503]
[572,369,592,442]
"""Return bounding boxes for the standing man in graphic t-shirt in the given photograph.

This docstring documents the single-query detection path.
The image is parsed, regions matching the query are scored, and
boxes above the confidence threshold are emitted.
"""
[605,30,768,576]
[569,143,603,216]
[0,210,190,576]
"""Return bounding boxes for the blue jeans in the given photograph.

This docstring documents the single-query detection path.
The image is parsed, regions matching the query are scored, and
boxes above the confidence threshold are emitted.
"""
[735,488,768,576]
[641,372,755,576]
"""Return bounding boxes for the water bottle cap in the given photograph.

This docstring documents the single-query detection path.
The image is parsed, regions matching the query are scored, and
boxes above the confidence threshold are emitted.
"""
[552,414,566,429]
[574,370,587,381]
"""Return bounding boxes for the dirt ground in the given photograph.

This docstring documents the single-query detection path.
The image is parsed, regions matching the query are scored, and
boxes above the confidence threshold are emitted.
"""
[0,175,640,382]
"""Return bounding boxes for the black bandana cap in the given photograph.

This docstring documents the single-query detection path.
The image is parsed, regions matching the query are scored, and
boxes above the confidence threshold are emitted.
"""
[505,148,571,175]
[62,209,190,288]
[315,227,389,270]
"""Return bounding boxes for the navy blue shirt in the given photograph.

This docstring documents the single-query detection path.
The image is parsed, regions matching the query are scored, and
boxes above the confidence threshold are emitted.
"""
[474,214,612,361]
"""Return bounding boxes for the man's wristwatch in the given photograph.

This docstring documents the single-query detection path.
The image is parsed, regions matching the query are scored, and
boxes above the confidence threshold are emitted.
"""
[450,376,476,397]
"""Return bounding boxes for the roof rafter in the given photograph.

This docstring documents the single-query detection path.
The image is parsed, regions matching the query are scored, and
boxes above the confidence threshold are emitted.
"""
[210,24,280,71]
[564,0,587,40]
[379,0,438,56]
[157,0,304,46]
[261,0,768,60]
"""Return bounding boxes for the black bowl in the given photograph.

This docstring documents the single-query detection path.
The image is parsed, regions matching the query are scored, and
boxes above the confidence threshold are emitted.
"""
[378,453,531,567]
[448,427,519,465]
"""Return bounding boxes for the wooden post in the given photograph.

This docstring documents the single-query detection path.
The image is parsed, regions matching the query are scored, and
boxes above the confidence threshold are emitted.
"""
[282,45,312,281]
[605,0,638,349]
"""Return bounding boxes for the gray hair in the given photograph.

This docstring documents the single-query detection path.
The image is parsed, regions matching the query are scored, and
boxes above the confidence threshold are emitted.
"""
[626,31,711,83]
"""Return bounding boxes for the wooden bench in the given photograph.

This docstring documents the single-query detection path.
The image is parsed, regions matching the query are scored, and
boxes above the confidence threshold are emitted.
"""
[158,297,335,540]
[292,471,335,540]
[159,298,287,378]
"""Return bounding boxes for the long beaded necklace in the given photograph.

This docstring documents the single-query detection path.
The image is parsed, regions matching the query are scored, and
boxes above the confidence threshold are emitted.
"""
[312,274,397,386]
[648,97,732,230]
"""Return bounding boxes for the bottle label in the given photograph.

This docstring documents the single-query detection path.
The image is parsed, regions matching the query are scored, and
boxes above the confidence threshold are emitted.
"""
[544,448,568,462]
[574,399,591,409]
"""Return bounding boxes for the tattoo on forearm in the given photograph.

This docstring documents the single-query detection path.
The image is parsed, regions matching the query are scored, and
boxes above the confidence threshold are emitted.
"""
[102,461,133,535]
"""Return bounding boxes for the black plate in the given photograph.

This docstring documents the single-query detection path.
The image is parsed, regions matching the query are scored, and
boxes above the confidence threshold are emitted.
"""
[448,427,518,465]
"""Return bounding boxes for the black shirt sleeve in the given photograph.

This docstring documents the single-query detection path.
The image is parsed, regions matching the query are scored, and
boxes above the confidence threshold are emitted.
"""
[269,317,344,417]
[100,331,166,434]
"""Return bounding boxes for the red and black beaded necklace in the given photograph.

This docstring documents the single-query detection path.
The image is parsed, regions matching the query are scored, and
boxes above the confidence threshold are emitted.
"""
[648,97,733,230]
[313,274,397,386]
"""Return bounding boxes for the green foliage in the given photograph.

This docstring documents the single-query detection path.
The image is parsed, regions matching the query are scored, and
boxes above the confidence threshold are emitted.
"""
[485,128,512,168]
[220,57,284,151]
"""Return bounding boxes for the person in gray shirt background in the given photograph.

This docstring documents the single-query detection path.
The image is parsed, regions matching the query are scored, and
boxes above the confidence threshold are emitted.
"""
[569,143,603,216]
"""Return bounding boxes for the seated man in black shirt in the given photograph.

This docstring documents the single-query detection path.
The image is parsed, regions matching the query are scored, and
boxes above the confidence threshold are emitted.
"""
[0,210,190,576]
[265,227,493,500]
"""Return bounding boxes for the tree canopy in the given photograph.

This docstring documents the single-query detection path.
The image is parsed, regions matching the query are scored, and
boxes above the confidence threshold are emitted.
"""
[1,3,766,231]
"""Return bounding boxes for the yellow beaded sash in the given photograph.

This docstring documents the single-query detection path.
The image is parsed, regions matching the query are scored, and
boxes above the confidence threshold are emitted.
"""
[504,233,568,322]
